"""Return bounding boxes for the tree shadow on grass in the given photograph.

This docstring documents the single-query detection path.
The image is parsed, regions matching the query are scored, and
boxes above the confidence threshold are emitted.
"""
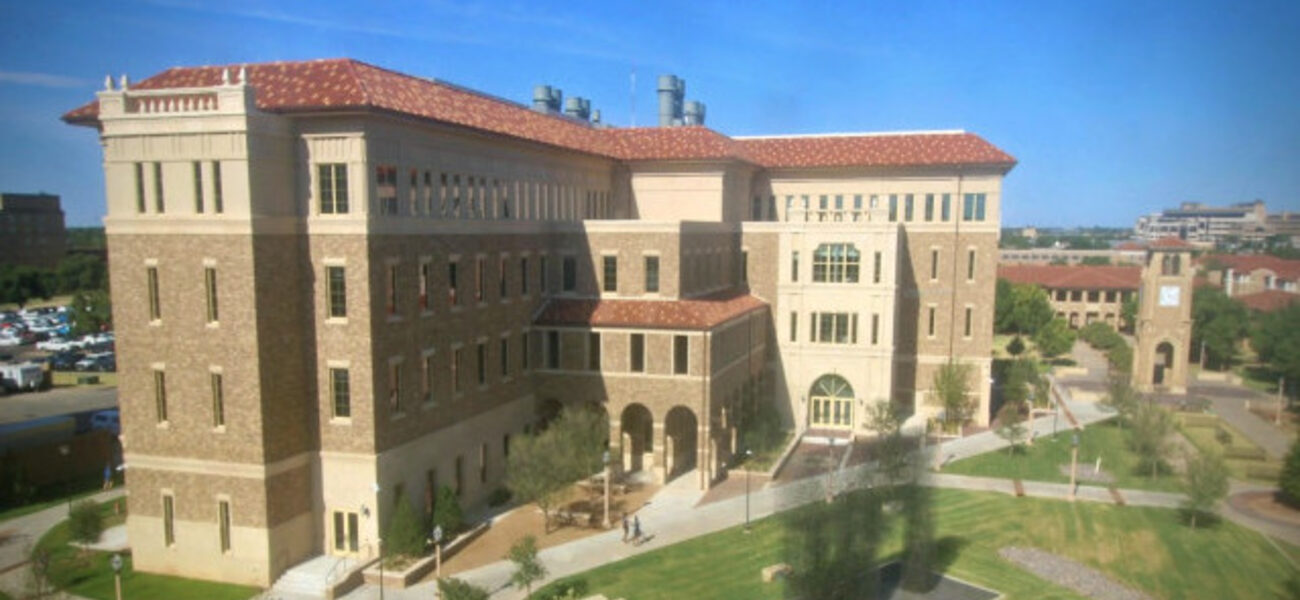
[1176,509,1224,530]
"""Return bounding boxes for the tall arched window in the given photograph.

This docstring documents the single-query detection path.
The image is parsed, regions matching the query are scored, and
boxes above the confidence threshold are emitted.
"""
[812,243,861,283]
[809,374,855,428]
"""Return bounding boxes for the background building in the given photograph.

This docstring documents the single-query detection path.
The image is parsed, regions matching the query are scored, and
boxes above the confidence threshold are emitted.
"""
[0,192,67,268]
[997,264,1139,329]
[1134,200,1277,246]
[64,59,1013,588]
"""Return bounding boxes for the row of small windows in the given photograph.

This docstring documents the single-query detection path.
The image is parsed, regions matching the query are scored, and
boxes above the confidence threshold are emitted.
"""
[540,331,690,375]
[144,265,219,324]
[318,163,612,221]
[924,305,977,339]
[789,312,880,345]
[928,249,980,282]
[1052,289,1135,303]
[150,367,226,430]
[160,494,231,553]
[132,161,224,215]
[792,244,883,284]
[774,193,990,223]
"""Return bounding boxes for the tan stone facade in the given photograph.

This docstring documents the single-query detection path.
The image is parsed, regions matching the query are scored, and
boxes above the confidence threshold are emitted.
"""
[1133,244,1195,394]
[72,63,1011,587]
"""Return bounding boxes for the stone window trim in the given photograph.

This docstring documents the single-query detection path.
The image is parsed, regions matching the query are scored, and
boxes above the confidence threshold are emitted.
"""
[326,360,352,425]
[387,355,406,420]
[929,246,942,282]
[216,494,233,554]
[209,365,226,433]
[203,259,220,328]
[418,255,434,317]
[152,362,168,428]
[384,257,402,324]
[600,251,618,296]
[323,258,348,325]
[144,258,161,326]
[966,245,978,283]
[642,251,661,296]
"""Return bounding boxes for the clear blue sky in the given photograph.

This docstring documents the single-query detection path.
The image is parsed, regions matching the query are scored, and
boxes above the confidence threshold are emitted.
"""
[2,0,1298,227]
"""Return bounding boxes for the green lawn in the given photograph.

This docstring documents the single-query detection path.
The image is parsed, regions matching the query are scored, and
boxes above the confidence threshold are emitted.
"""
[942,423,1185,492]
[536,488,1296,600]
[50,370,118,388]
[0,476,122,523]
[34,502,259,600]
[1181,423,1280,484]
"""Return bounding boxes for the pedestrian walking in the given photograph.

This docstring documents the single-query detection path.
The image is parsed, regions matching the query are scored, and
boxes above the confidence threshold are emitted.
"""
[633,515,641,543]
[621,515,629,542]
[102,464,113,490]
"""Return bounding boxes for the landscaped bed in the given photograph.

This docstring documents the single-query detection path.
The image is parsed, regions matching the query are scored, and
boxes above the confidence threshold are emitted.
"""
[533,488,1296,600]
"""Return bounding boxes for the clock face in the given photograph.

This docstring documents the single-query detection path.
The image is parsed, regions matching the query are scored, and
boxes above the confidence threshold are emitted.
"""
[1159,285,1180,307]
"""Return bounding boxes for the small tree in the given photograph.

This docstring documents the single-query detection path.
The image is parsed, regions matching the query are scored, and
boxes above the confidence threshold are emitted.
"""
[432,485,464,537]
[1006,335,1026,356]
[932,361,973,432]
[901,479,936,593]
[864,401,909,487]
[1101,373,1141,428]
[506,406,607,532]
[995,401,1028,454]
[1130,403,1174,479]
[68,500,104,546]
[1033,317,1076,359]
[1120,296,1138,333]
[1182,448,1229,529]
[437,577,490,600]
[1280,438,1300,508]
[507,535,547,597]
[385,494,425,559]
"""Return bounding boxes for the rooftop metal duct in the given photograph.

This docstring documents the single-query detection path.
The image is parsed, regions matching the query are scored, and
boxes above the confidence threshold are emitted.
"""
[532,85,563,113]
[657,74,684,127]
[684,100,706,126]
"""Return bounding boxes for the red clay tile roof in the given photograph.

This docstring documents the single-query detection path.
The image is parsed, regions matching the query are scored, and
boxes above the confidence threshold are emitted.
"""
[1148,237,1195,249]
[736,133,1016,169]
[64,58,1014,169]
[534,293,767,330]
[1114,241,1147,251]
[998,264,1141,290]
[1201,254,1300,281]
[1236,290,1300,313]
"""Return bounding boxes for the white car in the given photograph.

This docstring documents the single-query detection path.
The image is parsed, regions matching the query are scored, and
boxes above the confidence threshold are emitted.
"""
[37,337,80,352]
[0,335,21,347]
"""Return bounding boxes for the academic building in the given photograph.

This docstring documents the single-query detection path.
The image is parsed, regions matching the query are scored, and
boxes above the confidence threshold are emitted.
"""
[64,59,1014,587]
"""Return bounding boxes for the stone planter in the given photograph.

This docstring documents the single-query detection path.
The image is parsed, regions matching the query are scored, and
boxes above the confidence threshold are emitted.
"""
[360,521,490,589]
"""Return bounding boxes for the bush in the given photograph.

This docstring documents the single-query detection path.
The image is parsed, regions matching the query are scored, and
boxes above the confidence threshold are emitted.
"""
[438,577,489,600]
[1006,336,1025,356]
[487,487,512,507]
[534,577,590,600]
[67,500,103,545]
[1277,439,1300,507]
[1079,322,1124,350]
[432,485,464,537]
[385,494,425,559]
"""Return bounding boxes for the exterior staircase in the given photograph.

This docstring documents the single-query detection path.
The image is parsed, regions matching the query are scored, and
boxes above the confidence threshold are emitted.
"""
[268,554,358,599]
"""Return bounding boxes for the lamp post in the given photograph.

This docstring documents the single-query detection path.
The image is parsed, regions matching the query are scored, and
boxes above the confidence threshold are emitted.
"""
[1069,432,1079,502]
[432,525,443,579]
[743,449,753,533]
[110,553,123,600]
[378,536,384,600]
[825,438,837,504]
[602,449,611,529]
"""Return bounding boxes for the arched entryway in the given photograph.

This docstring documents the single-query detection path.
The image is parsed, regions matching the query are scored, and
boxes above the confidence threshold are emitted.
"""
[809,374,854,430]
[620,404,653,474]
[664,406,698,481]
[1153,341,1175,386]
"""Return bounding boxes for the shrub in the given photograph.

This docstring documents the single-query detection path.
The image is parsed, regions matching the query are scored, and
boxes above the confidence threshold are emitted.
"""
[1006,336,1025,356]
[1284,439,1300,507]
[438,577,490,600]
[67,500,103,545]
[385,494,425,559]
[534,577,589,600]
[432,485,464,537]
[487,487,512,507]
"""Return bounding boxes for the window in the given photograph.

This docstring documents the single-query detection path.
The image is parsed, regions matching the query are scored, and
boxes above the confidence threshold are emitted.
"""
[211,372,224,428]
[476,257,485,302]
[873,252,882,284]
[476,343,486,385]
[326,266,346,318]
[147,266,161,320]
[941,194,951,221]
[154,369,168,423]
[212,161,224,213]
[419,260,432,311]
[423,352,435,405]
[644,256,659,293]
[673,335,689,374]
[813,313,855,344]
[134,163,145,213]
[218,500,231,553]
[562,256,577,292]
[928,306,936,337]
[454,455,464,496]
[205,267,219,323]
[480,443,488,483]
[791,251,800,282]
[603,256,618,292]
[963,193,986,221]
[521,332,530,370]
[789,311,798,342]
[871,314,879,345]
[452,348,463,392]
[448,261,459,306]
[499,256,508,298]
[924,194,934,221]
[330,368,350,418]
[964,307,973,337]
[888,194,898,222]
[967,249,976,281]
[503,434,511,458]
[588,333,601,371]
[388,361,402,412]
[163,495,175,546]
[930,249,939,281]
[630,333,645,372]
[500,338,509,378]
[318,164,349,214]
[193,162,204,213]
[812,243,861,283]
[904,194,914,221]
[153,162,166,213]
[376,166,398,215]
[540,256,549,292]
[546,332,560,369]
[520,257,529,295]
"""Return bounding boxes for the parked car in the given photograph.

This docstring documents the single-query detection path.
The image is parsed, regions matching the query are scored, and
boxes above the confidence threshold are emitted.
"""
[75,352,115,372]
[0,362,45,392]
[48,351,85,371]
[37,337,79,352]
[90,409,120,436]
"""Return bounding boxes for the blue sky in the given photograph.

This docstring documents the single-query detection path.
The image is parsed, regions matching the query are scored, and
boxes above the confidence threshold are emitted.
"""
[1,0,1297,227]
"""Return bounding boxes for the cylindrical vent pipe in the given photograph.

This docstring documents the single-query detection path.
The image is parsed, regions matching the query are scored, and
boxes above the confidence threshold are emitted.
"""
[684,100,706,126]
[532,85,553,112]
[563,96,591,120]
[657,74,684,127]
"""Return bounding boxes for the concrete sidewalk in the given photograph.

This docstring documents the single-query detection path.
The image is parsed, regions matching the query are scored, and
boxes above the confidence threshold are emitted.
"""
[1191,380,1295,460]
[0,488,126,600]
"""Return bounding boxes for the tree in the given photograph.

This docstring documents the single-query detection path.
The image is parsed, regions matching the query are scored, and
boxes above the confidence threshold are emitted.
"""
[994,278,1014,333]
[995,401,1028,453]
[1100,373,1141,428]
[1280,438,1300,508]
[1252,303,1300,402]
[68,289,112,337]
[1033,317,1075,359]
[864,401,909,486]
[68,500,103,546]
[432,485,464,537]
[1080,256,1111,266]
[507,535,547,597]
[55,254,108,294]
[506,406,607,532]
[1182,448,1229,529]
[932,361,973,431]
[1120,296,1138,333]
[1191,287,1249,370]
[1130,403,1174,479]
[385,494,425,559]
[437,577,490,600]
[1006,335,1026,356]
[995,282,1054,335]
[0,265,51,309]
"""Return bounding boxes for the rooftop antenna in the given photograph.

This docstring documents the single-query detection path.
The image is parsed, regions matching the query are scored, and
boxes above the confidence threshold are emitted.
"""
[629,69,636,127]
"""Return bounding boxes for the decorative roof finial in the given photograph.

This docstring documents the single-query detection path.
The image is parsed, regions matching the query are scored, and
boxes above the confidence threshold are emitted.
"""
[221,68,230,85]
[119,74,129,90]
[237,66,247,84]
[104,75,114,91]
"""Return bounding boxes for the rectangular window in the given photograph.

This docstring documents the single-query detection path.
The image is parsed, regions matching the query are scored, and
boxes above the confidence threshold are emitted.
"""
[499,256,508,298]
[791,251,800,282]
[500,338,509,378]
[205,267,219,323]
[134,163,146,213]
[476,343,486,385]
[871,314,880,345]
[452,348,463,392]
[218,500,231,553]
[419,260,432,311]
[967,249,976,281]
[741,251,749,284]
[376,166,398,215]
[521,332,530,371]
[330,368,350,418]
[810,312,817,342]
[873,252,882,284]
[904,194,914,221]
[423,352,435,405]
[476,257,485,302]
[154,369,167,423]
[480,443,488,483]
[644,256,660,293]
[963,193,987,221]
[941,194,951,221]
[147,266,161,320]
[520,257,530,295]
[540,256,549,292]
[327,266,347,318]
[193,162,204,213]
[964,307,973,337]
[673,335,689,375]
[789,311,798,342]
[924,194,934,221]
[448,261,460,306]
[928,306,936,337]
[211,372,224,428]
[588,333,601,370]
[153,162,166,213]
[603,256,618,292]
[812,243,862,283]
[388,362,402,412]
[546,331,560,369]
[562,256,577,292]
[318,164,349,214]
[930,249,939,281]
[630,333,645,372]
[212,161,224,213]
[888,194,898,222]
[163,495,175,546]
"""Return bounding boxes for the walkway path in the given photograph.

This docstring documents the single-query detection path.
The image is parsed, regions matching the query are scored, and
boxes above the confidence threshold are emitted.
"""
[0,488,125,600]
[1191,380,1295,460]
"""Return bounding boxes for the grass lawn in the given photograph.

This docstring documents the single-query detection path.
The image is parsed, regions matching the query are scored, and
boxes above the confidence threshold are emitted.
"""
[50,370,118,388]
[0,480,116,523]
[536,488,1295,600]
[1181,423,1280,484]
[34,502,259,600]
[942,423,1185,492]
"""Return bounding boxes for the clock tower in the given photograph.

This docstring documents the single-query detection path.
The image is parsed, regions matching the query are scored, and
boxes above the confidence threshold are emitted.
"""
[1132,238,1195,394]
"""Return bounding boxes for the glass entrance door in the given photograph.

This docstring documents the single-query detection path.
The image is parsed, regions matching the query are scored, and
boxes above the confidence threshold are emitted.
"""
[332,511,359,555]
[808,374,855,429]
